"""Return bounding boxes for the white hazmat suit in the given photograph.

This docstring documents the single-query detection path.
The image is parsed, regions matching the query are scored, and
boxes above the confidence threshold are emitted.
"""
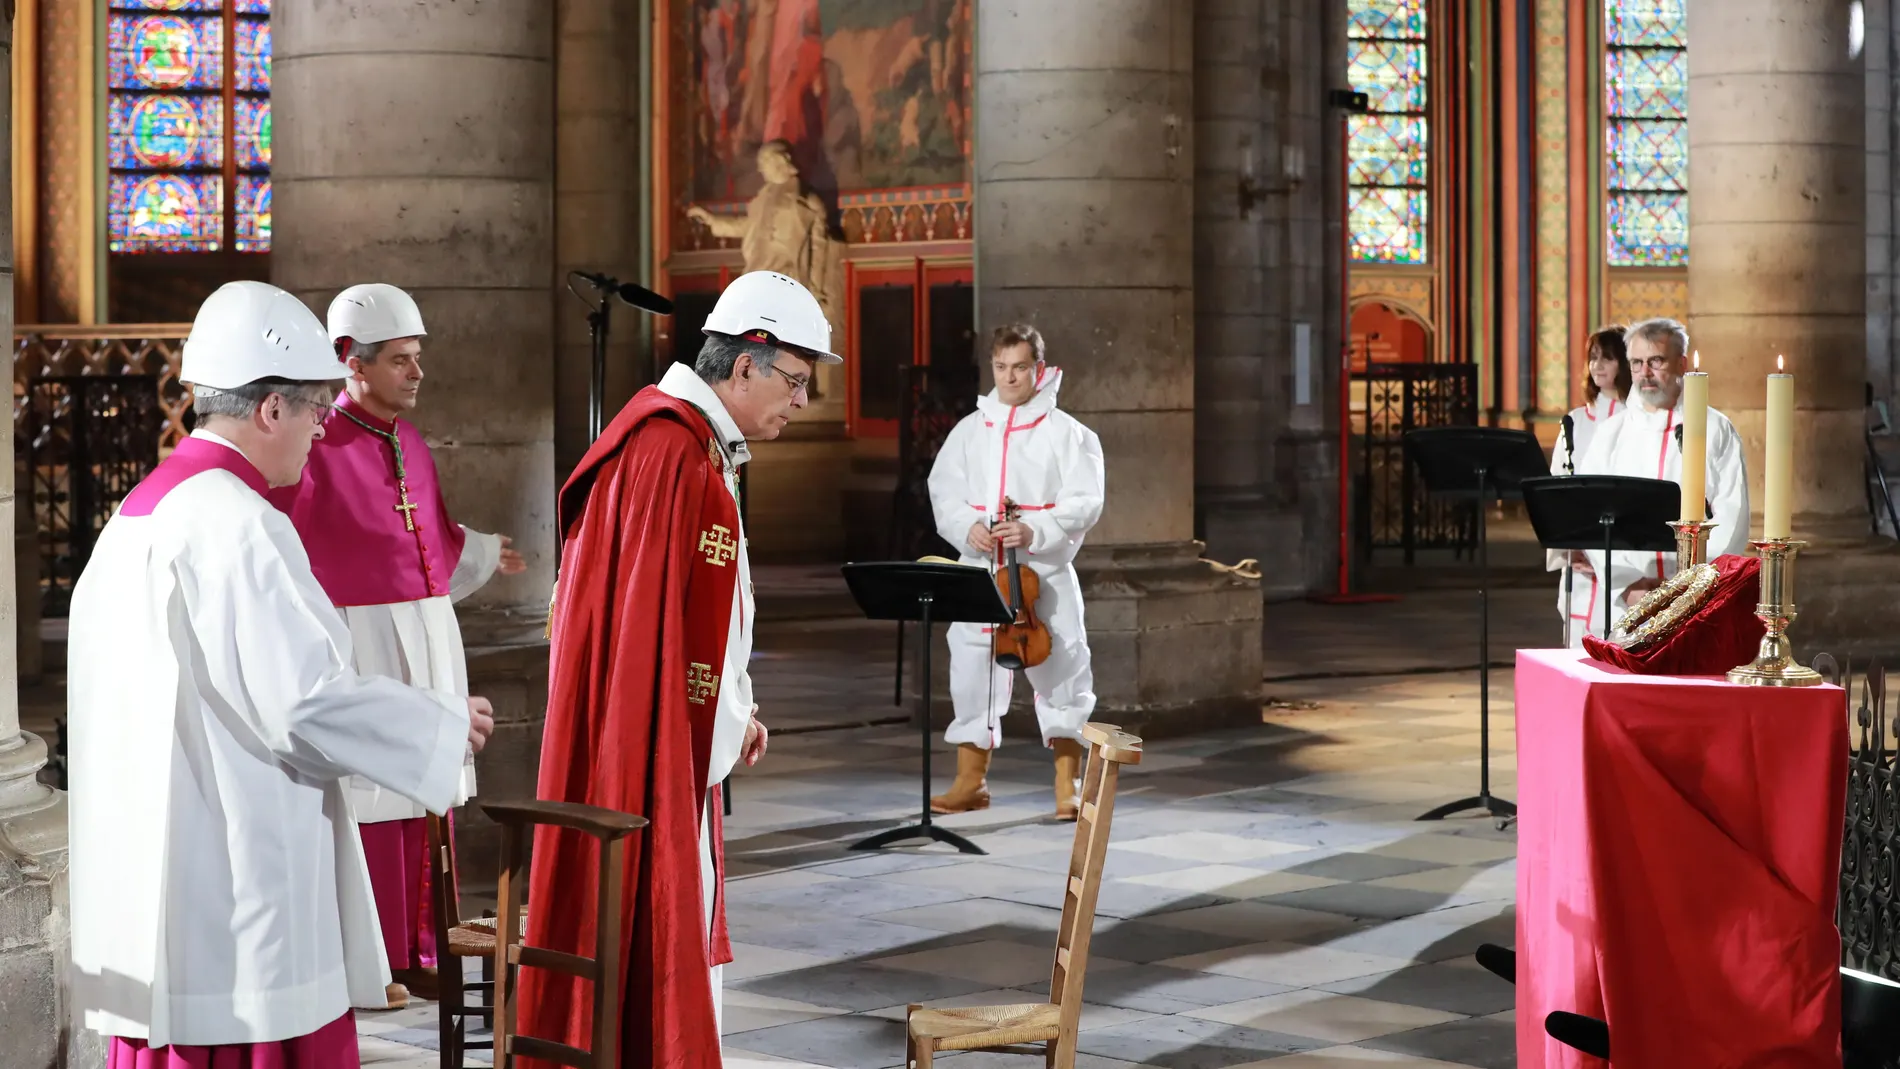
[928,366,1105,748]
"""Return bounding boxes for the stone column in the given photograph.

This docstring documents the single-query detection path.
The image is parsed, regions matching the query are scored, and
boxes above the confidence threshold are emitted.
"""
[1192,0,1340,599]
[0,8,81,1065]
[1867,0,1892,407]
[274,0,558,878]
[1689,0,1865,536]
[554,0,646,478]
[976,0,1261,728]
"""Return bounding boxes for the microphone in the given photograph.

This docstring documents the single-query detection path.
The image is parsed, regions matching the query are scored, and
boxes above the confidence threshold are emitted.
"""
[1561,414,1576,474]
[571,271,674,315]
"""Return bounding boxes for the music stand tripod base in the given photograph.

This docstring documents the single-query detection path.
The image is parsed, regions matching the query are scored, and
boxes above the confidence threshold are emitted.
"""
[1404,428,1547,827]
[1417,794,1518,821]
[839,561,1013,856]
[850,820,984,854]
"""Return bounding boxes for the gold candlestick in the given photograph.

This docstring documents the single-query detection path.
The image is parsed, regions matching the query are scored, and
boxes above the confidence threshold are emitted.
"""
[1669,519,1717,571]
[1726,538,1823,687]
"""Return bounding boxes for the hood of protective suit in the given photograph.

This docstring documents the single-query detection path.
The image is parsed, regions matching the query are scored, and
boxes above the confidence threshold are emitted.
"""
[976,366,1064,420]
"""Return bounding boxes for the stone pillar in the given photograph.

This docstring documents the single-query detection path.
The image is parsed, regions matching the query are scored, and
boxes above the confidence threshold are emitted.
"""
[0,8,82,1065]
[1192,0,1340,599]
[274,0,557,879]
[554,0,646,478]
[975,0,1261,729]
[1689,0,1865,536]
[1867,0,1892,408]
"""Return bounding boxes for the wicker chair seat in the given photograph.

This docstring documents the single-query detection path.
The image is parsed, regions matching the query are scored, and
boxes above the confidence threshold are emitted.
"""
[908,1003,1060,1050]
[445,924,496,959]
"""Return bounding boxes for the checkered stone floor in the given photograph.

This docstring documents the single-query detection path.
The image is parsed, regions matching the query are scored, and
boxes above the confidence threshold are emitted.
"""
[357,617,1521,1069]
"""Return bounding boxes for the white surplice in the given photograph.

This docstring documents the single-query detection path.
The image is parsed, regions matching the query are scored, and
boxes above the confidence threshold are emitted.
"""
[1549,390,1624,477]
[67,430,471,1047]
[656,363,756,1035]
[1562,401,1751,645]
[342,530,501,823]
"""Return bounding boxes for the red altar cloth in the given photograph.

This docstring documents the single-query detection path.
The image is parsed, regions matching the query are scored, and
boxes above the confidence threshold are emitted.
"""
[1514,648,1847,1069]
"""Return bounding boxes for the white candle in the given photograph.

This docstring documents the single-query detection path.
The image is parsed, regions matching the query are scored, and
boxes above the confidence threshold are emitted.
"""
[1764,355,1794,540]
[1680,353,1708,523]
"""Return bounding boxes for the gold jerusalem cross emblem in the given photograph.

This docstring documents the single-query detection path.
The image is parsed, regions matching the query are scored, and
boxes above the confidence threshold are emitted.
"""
[686,662,721,705]
[698,524,737,567]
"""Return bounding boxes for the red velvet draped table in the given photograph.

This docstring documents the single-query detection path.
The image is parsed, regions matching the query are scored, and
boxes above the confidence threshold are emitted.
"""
[1514,649,1847,1068]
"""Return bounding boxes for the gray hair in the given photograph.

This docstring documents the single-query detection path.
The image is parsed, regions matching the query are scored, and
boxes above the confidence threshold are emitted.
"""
[1625,317,1689,363]
[191,377,338,420]
[694,331,781,385]
[343,338,384,365]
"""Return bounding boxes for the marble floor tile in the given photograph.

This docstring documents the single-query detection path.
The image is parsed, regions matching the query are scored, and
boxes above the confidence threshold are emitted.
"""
[724,1013,913,1069]
[1316,964,1517,1017]
[1244,1045,1486,1068]
[1359,1017,1518,1069]
[1075,1014,1327,1068]
[1261,883,1457,921]
[1024,962,1294,1015]
[868,938,1123,988]
[1145,899,1361,943]
[732,960,994,1013]
[720,990,845,1034]
[1115,830,1315,864]
[1161,942,1420,988]
[1185,988,1467,1043]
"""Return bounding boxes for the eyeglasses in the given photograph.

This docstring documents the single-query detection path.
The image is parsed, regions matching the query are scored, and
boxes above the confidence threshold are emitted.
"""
[280,394,332,423]
[764,363,811,397]
[1633,355,1677,372]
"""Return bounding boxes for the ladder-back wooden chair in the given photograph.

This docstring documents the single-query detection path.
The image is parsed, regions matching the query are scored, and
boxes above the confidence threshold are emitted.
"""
[422,812,505,1068]
[485,799,647,1069]
[905,723,1143,1069]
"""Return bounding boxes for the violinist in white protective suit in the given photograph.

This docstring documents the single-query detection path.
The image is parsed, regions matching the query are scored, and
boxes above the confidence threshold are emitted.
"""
[926,323,1106,821]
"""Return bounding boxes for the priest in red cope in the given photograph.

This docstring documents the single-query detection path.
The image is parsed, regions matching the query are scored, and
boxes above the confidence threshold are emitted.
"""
[271,283,526,1009]
[519,271,837,1067]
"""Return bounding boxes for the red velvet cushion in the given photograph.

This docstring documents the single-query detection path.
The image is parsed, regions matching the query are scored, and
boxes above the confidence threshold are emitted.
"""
[1582,554,1764,675]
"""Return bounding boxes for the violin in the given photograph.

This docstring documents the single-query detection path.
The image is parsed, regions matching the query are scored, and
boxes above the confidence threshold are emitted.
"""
[992,497,1053,670]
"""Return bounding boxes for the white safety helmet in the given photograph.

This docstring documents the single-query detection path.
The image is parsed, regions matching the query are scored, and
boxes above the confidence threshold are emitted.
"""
[181,281,344,390]
[702,270,841,363]
[327,283,428,348]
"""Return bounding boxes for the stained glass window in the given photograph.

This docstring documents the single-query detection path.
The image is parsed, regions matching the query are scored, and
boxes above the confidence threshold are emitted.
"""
[108,0,271,254]
[1347,0,1430,265]
[1604,0,1687,266]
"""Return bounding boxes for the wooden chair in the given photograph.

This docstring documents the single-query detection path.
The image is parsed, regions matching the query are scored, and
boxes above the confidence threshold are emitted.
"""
[485,799,648,1069]
[422,812,507,1069]
[905,723,1143,1069]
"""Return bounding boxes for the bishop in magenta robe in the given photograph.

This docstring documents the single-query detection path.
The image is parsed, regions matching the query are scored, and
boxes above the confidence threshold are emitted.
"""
[273,374,520,1004]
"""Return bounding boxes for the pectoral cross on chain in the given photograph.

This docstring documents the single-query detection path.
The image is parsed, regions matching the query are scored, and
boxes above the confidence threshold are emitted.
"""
[393,481,421,532]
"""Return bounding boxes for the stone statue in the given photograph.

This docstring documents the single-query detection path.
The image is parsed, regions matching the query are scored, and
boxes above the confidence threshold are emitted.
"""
[687,140,843,340]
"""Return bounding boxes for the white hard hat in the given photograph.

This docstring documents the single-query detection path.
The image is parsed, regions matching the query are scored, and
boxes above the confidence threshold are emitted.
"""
[702,271,841,363]
[327,283,428,347]
[181,281,344,390]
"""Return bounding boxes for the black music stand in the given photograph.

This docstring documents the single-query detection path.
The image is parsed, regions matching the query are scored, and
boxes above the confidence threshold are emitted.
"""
[1405,427,1551,823]
[841,561,1013,855]
[1521,475,1681,646]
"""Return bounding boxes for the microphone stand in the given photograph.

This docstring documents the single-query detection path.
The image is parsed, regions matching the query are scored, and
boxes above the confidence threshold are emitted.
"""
[584,284,614,443]
[1560,414,1576,647]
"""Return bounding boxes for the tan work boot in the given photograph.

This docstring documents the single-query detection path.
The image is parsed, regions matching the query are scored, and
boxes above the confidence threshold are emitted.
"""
[383,983,410,1010]
[930,744,992,813]
[1052,738,1086,821]
[391,966,440,1002]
